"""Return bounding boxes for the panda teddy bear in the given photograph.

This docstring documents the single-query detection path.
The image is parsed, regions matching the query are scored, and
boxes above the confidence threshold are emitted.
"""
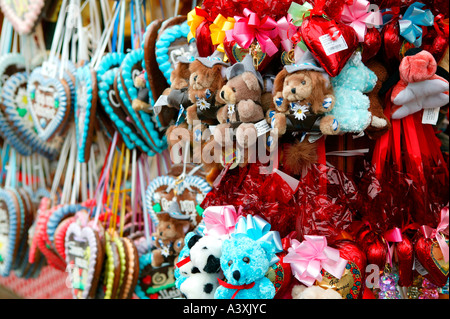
[175,232,224,299]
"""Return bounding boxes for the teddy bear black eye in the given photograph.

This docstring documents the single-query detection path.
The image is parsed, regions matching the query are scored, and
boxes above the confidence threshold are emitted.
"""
[243,257,250,264]
[301,80,306,85]
[228,260,233,267]
[194,75,198,81]
[232,87,236,92]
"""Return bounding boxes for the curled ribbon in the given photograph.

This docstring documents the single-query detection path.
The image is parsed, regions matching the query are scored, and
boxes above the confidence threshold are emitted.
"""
[420,206,449,263]
[384,227,403,266]
[398,2,434,47]
[209,14,236,53]
[433,14,449,37]
[202,205,239,238]
[277,14,299,52]
[284,235,348,287]
[226,8,279,56]
[187,7,213,43]
[340,0,383,42]
[233,215,283,265]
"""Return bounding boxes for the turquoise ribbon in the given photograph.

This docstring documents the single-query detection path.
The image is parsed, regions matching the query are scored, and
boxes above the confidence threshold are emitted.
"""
[399,2,434,47]
[233,215,283,266]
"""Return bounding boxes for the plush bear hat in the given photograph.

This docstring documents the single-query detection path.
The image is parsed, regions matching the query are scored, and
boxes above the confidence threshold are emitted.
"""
[225,54,264,89]
[196,50,230,67]
[285,50,325,73]
[157,201,191,220]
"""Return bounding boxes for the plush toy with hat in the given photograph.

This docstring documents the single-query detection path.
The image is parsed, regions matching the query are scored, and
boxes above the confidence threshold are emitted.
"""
[214,215,283,299]
[212,54,267,168]
[151,201,191,268]
[325,51,378,134]
[268,51,339,175]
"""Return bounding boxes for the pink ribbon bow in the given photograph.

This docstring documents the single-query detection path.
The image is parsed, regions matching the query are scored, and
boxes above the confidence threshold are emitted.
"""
[202,205,240,238]
[226,8,279,56]
[420,206,449,263]
[340,0,383,42]
[384,227,403,266]
[284,235,348,287]
[277,14,298,52]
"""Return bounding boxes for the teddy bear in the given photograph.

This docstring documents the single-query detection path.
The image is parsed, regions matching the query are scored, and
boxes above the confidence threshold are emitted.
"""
[268,51,339,175]
[210,54,267,170]
[151,202,191,268]
[175,232,224,299]
[214,215,282,299]
[364,60,391,140]
[389,48,449,120]
[291,284,342,299]
[325,51,378,134]
[131,70,152,111]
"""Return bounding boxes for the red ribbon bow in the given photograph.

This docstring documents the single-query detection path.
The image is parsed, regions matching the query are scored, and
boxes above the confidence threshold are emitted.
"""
[217,278,256,299]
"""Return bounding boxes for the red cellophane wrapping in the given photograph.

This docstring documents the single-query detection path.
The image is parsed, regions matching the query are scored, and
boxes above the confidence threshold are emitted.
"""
[293,163,360,245]
[201,163,299,238]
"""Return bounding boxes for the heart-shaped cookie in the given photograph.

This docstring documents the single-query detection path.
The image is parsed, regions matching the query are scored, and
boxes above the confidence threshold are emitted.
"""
[75,63,98,163]
[144,19,167,99]
[0,188,21,277]
[1,71,61,159]
[118,237,140,299]
[0,0,47,35]
[65,222,105,299]
[135,253,182,299]
[27,67,72,141]
[117,48,166,154]
[0,53,26,95]
[301,16,358,77]
[415,235,449,287]
[145,175,212,228]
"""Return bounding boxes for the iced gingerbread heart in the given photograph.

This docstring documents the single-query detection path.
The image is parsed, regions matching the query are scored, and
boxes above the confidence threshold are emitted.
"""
[65,221,105,299]
[0,0,48,35]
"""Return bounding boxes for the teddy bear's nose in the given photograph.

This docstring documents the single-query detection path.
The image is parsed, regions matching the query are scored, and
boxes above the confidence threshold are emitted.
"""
[233,270,241,281]
[291,88,296,94]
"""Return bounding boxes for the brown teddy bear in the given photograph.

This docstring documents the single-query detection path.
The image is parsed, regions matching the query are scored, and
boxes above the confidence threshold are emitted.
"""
[214,55,266,151]
[364,60,391,140]
[268,52,340,175]
[151,202,191,268]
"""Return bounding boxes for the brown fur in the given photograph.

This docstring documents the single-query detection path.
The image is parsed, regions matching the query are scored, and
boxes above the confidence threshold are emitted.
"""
[364,60,391,140]
[170,62,191,90]
[151,213,191,267]
[282,139,318,176]
[187,61,226,103]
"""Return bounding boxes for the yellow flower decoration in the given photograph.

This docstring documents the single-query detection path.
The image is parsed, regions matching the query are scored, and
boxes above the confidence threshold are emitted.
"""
[187,7,206,43]
[209,14,235,53]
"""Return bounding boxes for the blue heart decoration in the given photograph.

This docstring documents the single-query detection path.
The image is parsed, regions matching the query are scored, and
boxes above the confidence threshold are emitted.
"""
[0,188,20,277]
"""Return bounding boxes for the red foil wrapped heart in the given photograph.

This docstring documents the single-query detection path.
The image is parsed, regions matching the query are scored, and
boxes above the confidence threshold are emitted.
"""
[396,235,414,287]
[361,27,382,63]
[381,17,403,73]
[414,234,449,287]
[301,15,359,77]
[422,15,449,64]
[195,20,216,57]
[355,226,388,271]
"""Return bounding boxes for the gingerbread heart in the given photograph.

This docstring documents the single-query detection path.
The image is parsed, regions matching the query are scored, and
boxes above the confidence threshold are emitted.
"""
[0,0,47,35]
[145,175,212,229]
[301,16,358,77]
[65,222,105,299]
[0,188,21,277]
[1,72,60,159]
[135,253,182,299]
[27,67,72,141]
[144,19,167,98]
[75,63,98,163]
[119,237,140,299]
[0,53,26,96]
[414,235,449,287]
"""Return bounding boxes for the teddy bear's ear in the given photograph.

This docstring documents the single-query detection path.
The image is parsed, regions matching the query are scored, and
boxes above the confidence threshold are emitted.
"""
[272,69,289,94]
[241,72,260,91]
[187,234,202,249]
[157,212,171,222]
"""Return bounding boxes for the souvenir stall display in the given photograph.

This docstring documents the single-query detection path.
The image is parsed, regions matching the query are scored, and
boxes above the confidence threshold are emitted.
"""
[0,0,448,300]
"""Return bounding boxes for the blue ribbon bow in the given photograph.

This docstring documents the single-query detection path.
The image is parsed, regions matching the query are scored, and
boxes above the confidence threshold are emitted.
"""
[399,2,434,47]
[233,215,283,266]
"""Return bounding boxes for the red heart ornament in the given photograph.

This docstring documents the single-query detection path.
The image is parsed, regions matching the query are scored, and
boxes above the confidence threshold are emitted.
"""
[361,27,382,63]
[195,21,216,57]
[316,239,367,299]
[381,18,403,72]
[396,235,414,287]
[222,37,281,72]
[414,235,449,287]
[301,16,359,77]
[422,29,449,64]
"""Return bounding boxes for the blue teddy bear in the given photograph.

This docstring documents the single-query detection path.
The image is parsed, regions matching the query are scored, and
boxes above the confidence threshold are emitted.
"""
[214,235,276,299]
[326,51,378,134]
